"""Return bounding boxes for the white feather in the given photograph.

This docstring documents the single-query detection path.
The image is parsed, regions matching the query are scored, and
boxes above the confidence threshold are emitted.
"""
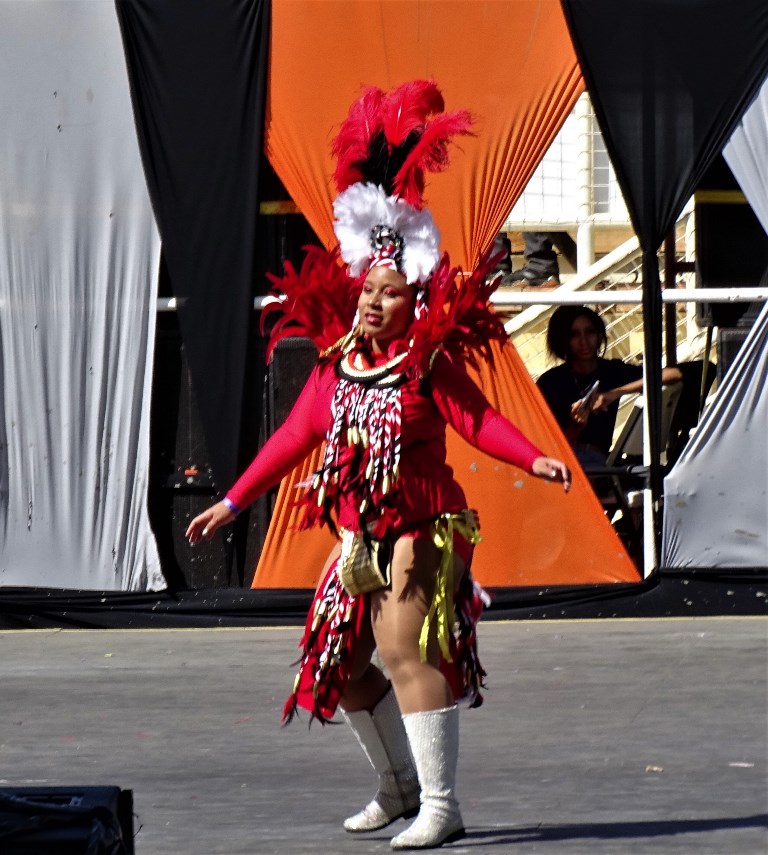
[333,183,440,284]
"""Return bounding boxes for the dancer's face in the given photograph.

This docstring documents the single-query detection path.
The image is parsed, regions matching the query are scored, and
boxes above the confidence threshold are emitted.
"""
[358,265,415,353]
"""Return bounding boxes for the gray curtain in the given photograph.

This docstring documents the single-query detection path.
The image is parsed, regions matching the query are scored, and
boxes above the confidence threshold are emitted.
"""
[0,1,164,590]
[724,75,768,236]
[662,303,768,568]
[662,75,768,569]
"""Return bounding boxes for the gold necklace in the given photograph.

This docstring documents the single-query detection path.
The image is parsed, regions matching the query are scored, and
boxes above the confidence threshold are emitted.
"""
[339,349,408,384]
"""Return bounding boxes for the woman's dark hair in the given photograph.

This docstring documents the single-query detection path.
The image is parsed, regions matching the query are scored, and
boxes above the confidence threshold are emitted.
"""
[546,305,607,362]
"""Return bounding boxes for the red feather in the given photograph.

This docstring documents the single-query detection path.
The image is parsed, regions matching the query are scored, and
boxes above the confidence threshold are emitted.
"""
[405,248,506,378]
[331,80,471,206]
[261,247,361,362]
[393,110,474,207]
[380,80,444,147]
[332,86,385,193]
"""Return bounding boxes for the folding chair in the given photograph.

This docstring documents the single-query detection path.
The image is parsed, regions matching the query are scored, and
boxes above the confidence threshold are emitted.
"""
[585,382,683,561]
[606,380,682,467]
[665,360,716,467]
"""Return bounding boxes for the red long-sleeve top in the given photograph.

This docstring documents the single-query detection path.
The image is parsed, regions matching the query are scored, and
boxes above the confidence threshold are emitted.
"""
[227,349,543,535]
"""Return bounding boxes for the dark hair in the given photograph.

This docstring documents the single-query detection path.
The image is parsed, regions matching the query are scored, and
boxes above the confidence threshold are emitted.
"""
[546,305,607,362]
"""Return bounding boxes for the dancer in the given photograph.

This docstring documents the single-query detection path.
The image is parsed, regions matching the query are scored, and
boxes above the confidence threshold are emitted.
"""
[187,81,570,850]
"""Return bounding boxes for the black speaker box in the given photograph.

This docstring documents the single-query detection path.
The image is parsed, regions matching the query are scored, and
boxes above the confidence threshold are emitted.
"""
[717,327,751,384]
[266,336,318,432]
[150,312,276,590]
[695,155,768,328]
[149,314,227,589]
[0,786,134,854]
[149,321,321,589]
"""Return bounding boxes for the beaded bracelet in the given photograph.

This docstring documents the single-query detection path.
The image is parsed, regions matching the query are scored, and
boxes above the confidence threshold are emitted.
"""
[222,497,241,516]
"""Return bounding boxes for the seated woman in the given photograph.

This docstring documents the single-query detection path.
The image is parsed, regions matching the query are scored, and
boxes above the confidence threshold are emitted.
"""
[537,305,682,467]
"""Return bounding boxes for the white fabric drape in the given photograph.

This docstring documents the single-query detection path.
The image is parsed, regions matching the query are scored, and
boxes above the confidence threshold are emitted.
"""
[724,74,768,236]
[663,74,768,569]
[662,302,768,568]
[0,1,165,590]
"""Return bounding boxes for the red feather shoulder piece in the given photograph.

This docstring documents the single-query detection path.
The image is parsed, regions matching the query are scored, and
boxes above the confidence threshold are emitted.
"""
[261,247,361,362]
[405,248,507,379]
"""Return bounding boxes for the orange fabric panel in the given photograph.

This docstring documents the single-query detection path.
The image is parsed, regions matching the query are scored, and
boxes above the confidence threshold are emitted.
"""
[252,340,640,588]
[266,0,584,267]
[251,445,336,589]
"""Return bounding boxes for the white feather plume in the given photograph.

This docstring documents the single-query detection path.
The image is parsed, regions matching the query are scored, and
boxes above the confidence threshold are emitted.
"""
[332,183,440,284]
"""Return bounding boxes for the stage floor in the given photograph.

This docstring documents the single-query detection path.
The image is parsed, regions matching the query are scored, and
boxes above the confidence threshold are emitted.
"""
[1,617,766,854]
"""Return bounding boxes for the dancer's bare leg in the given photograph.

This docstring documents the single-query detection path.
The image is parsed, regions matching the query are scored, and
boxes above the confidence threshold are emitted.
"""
[371,536,465,714]
[341,618,389,712]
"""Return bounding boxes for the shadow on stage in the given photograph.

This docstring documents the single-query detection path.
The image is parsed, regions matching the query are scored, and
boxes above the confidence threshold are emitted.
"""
[458,813,768,847]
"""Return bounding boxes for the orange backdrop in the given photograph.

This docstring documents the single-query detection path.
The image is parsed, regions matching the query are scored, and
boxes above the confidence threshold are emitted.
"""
[253,0,640,588]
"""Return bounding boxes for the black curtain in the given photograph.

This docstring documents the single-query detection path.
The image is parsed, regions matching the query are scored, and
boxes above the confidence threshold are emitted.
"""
[116,0,270,492]
[561,0,768,558]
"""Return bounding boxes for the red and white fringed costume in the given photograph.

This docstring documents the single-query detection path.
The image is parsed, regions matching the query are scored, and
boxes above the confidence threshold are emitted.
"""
[231,248,544,724]
[225,79,545,725]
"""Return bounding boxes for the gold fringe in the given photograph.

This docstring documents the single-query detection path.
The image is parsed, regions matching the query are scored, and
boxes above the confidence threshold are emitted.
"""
[419,510,482,663]
[319,327,358,359]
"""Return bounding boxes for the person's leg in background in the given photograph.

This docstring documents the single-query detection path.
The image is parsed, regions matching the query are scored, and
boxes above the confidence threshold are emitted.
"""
[509,231,560,286]
[488,232,513,281]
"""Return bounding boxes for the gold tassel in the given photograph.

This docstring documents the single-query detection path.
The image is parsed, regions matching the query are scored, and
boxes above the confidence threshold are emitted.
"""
[418,512,482,664]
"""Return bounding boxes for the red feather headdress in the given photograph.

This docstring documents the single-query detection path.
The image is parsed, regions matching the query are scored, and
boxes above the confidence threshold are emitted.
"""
[264,81,500,374]
[332,80,473,209]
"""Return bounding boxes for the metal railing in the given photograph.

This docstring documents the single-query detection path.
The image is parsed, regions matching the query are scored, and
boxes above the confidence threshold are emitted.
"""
[498,210,713,383]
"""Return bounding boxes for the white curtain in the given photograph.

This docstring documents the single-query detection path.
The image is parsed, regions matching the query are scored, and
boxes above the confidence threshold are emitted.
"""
[0,1,165,590]
[662,302,768,568]
[724,74,768,236]
[663,76,768,569]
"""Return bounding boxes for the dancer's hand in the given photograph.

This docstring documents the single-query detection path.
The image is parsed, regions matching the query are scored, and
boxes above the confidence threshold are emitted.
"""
[531,456,571,492]
[185,501,236,545]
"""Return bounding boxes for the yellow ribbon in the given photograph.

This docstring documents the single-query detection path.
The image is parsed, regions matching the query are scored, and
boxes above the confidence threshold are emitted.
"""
[419,511,482,663]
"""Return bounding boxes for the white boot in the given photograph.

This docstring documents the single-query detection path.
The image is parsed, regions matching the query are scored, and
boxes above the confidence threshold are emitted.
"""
[342,686,420,833]
[390,705,465,850]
